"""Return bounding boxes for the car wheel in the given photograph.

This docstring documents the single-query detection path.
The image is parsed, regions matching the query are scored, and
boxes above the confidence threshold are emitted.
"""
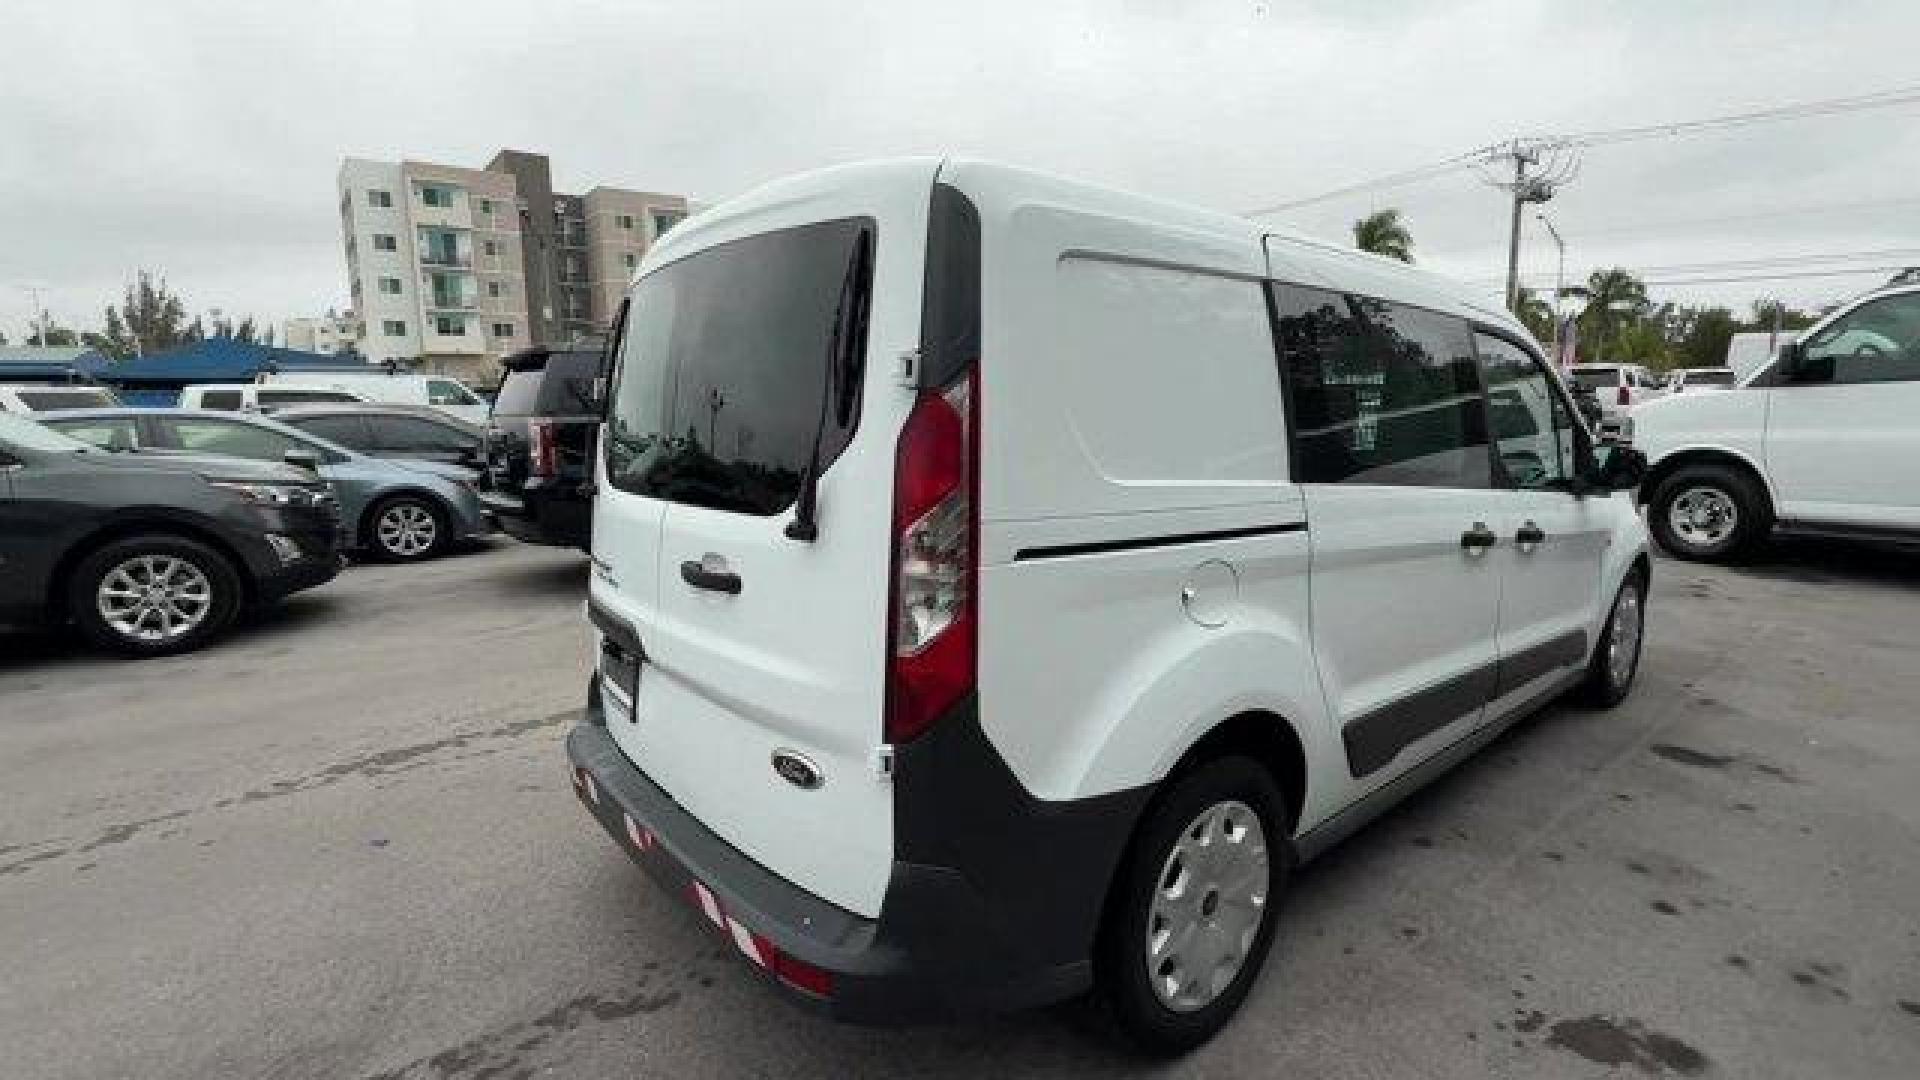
[366,495,447,562]
[67,534,241,657]
[1648,465,1769,561]
[1096,755,1289,1056]
[1582,567,1647,708]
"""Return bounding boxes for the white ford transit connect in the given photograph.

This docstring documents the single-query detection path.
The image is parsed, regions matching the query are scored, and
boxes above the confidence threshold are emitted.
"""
[568,159,1652,1052]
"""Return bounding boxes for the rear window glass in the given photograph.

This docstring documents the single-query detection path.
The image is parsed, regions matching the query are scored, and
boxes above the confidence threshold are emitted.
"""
[605,218,873,516]
[17,389,115,411]
[259,389,360,407]
[1569,368,1619,391]
[197,390,243,410]
[1689,369,1735,385]
[494,353,601,416]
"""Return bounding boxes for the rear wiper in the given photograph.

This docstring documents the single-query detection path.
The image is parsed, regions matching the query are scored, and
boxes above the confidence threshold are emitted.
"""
[786,230,871,542]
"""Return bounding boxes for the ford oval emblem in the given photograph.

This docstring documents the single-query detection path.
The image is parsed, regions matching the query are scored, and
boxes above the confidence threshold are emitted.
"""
[771,749,824,790]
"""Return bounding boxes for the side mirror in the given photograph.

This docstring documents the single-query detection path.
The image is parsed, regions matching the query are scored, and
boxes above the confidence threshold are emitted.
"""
[283,450,321,473]
[456,444,480,467]
[1589,442,1647,492]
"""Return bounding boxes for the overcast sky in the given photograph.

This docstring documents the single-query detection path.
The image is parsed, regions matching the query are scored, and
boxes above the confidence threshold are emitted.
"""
[4,0,1918,341]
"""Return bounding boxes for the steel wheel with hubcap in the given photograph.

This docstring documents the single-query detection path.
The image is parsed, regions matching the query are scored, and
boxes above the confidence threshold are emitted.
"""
[67,534,241,656]
[1098,755,1289,1056]
[1582,569,1647,707]
[369,497,444,561]
[1667,486,1737,551]
[1650,464,1769,562]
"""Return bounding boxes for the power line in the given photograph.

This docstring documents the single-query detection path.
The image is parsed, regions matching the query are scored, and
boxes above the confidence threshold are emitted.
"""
[1562,195,1920,239]
[1470,246,1920,286]
[1241,150,1485,216]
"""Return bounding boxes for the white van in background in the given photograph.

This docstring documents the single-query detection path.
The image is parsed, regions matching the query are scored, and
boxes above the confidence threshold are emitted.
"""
[565,158,1652,1052]
[179,383,370,412]
[255,369,489,425]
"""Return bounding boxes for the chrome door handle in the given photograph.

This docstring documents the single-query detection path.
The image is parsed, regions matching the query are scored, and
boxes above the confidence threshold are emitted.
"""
[1515,520,1546,552]
[1460,522,1497,553]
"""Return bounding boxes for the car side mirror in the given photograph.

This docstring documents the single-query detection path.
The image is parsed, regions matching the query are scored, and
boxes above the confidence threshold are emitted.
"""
[283,450,321,473]
[1588,442,1647,492]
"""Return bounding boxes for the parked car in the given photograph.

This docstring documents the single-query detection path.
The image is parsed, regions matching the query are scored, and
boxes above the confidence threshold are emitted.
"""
[565,159,1651,1053]
[0,412,340,655]
[178,383,370,413]
[0,383,121,413]
[1567,363,1667,430]
[481,347,603,549]
[1664,366,1736,393]
[1634,281,1920,560]
[41,408,489,562]
[256,369,489,425]
[271,403,482,471]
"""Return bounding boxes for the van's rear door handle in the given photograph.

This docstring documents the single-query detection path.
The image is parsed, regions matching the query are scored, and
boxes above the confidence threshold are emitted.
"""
[1459,522,1497,552]
[1515,521,1547,550]
[680,560,742,595]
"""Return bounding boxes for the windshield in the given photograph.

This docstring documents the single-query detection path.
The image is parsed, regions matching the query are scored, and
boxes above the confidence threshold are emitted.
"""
[17,388,117,411]
[0,411,94,453]
[1569,367,1619,391]
[603,218,873,516]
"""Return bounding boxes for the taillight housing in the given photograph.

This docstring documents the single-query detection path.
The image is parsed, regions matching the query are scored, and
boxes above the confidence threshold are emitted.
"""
[1616,384,1631,407]
[528,418,558,479]
[885,366,978,743]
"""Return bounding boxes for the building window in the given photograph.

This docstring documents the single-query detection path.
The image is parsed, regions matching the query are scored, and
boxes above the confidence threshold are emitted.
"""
[487,281,504,298]
[383,320,406,336]
[652,211,681,237]
[554,198,567,217]
[623,252,638,269]
[617,214,635,230]
[492,322,514,338]
[378,276,403,295]
[479,198,494,215]
[368,189,393,208]
[435,315,466,336]
[483,240,498,256]
[420,185,455,208]
[373,233,397,252]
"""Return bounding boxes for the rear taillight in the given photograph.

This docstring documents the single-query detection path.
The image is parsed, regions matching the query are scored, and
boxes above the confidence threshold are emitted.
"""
[528,418,558,479]
[1617,384,1631,407]
[885,366,978,743]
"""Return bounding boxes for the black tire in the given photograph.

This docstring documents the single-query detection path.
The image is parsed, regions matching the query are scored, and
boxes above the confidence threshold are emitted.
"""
[1096,755,1291,1057]
[66,534,242,657]
[1581,566,1648,708]
[363,494,449,562]
[1648,464,1770,561]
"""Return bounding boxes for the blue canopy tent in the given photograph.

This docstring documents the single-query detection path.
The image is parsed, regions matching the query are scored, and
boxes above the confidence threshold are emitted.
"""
[76,340,364,407]
[0,346,107,384]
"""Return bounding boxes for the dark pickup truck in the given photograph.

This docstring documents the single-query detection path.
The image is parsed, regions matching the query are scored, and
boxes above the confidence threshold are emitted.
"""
[480,348,602,550]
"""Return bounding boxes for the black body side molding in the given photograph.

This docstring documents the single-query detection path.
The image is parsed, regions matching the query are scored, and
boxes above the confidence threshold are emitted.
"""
[1014,522,1307,563]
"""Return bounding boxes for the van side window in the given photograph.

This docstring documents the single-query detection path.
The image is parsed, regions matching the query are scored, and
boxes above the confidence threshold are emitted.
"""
[1474,332,1572,490]
[1793,292,1920,385]
[1273,285,1492,488]
[198,390,243,410]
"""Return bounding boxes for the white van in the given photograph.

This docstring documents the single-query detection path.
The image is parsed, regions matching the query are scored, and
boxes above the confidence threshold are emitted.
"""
[568,159,1651,1052]
[179,382,370,412]
[255,369,489,424]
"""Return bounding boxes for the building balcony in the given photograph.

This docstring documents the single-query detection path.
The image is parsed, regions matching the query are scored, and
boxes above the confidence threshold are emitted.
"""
[425,296,477,311]
[419,251,471,268]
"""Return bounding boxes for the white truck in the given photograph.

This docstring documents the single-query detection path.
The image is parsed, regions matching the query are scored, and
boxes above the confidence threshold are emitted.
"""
[255,369,489,425]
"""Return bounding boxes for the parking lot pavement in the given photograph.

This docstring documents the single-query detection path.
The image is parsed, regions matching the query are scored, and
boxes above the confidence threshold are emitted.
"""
[2,538,1917,1079]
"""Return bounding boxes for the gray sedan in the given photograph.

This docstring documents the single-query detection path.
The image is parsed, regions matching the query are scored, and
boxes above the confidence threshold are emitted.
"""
[43,408,489,562]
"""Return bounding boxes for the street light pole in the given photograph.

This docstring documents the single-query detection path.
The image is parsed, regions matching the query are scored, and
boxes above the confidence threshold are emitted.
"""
[1537,212,1566,363]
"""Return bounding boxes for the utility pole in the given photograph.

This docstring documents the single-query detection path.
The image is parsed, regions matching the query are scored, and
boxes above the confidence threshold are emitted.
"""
[1478,139,1579,315]
[1503,149,1532,312]
[1537,212,1566,362]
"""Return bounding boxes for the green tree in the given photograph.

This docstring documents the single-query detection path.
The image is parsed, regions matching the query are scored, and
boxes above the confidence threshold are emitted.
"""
[92,272,196,359]
[1675,305,1740,370]
[1352,208,1414,263]
[1744,296,1816,334]
[1577,267,1649,362]
[1514,288,1556,346]
[26,321,79,347]
[209,314,268,344]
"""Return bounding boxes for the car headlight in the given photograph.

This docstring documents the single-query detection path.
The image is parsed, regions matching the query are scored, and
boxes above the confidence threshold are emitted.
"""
[210,481,311,506]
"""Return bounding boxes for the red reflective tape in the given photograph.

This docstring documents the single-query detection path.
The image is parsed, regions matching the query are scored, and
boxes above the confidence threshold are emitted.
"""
[692,880,724,927]
[624,813,646,850]
[582,772,600,806]
[728,918,767,967]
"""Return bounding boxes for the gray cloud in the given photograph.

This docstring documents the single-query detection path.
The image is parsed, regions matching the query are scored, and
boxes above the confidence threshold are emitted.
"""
[3,0,1917,339]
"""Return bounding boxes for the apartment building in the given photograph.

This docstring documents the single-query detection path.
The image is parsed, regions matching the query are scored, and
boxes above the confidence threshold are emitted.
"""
[337,149,689,382]
[282,312,357,355]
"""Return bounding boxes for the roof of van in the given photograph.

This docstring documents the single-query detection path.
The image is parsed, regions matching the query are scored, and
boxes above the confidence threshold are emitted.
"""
[653,157,1530,342]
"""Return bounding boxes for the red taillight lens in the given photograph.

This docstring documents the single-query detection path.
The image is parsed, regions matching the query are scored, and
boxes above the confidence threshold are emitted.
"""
[885,367,977,743]
[1617,385,1631,407]
[528,418,558,479]
[769,950,835,997]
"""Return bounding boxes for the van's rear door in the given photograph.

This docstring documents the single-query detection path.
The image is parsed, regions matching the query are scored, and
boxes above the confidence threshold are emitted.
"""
[593,162,936,918]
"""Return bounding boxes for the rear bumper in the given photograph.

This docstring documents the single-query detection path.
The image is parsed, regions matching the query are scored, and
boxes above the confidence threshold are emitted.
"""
[567,691,1138,1024]
[481,485,591,548]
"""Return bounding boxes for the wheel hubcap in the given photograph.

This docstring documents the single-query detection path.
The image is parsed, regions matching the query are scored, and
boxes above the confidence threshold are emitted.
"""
[377,503,437,556]
[1609,581,1643,688]
[1669,486,1737,549]
[97,555,212,642]
[1145,800,1270,1013]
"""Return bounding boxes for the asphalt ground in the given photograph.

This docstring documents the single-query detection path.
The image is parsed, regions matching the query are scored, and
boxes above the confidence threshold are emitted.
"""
[3,537,1916,1078]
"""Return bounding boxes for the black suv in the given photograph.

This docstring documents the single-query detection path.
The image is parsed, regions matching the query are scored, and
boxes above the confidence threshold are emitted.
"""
[481,348,602,549]
[0,413,342,656]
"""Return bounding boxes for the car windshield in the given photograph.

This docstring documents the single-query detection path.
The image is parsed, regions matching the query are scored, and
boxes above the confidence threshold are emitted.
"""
[1569,368,1620,391]
[0,411,94,453]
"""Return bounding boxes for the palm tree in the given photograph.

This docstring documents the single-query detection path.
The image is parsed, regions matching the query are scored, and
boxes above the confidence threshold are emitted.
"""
[1577,267,1648,362]
[1514,288,1556,347]
[1352,209,1414,263]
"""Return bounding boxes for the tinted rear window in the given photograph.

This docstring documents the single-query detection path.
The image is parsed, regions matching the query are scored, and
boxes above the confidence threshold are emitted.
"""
[198,390,243,410]
[1569,368,1620,391]
[493,353,602,417]
[1689,369,1735,385]
[17,389,115,411]
[605,218,873,516]
[259,390,360,407]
